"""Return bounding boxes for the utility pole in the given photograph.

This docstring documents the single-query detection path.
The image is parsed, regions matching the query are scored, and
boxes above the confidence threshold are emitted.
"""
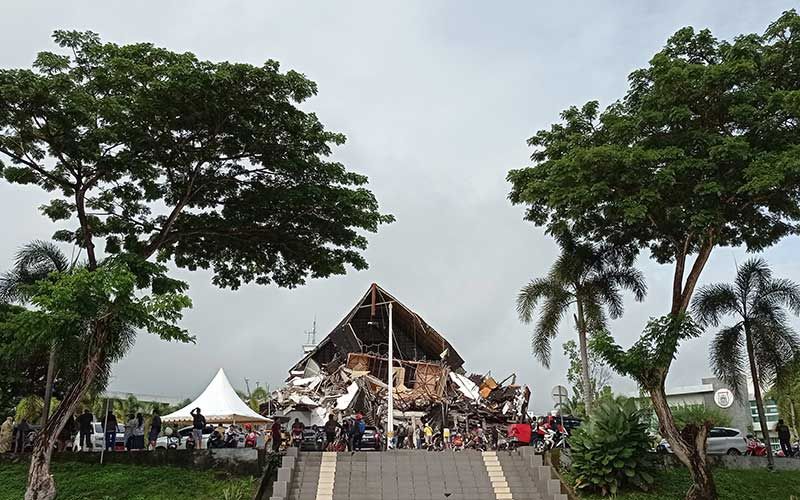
[244,378,252,399]
[387,302,394,450]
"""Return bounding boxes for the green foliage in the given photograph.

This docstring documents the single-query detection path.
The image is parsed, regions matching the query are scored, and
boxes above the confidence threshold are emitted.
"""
[591,315,703,391]
[221,478,255,500]
[508,10,800,264]
[14,395,59,423]
[771,362,800,437]
[0,462,255,500]
[0,30,392,289]
[569,397,655,496]
[563,340,613,401]
[671,405,731,431]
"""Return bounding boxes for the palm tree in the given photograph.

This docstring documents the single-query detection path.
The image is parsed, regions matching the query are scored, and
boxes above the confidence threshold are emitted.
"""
[0,241,73,425]
[517,233,646,414]
[692,258,800,469]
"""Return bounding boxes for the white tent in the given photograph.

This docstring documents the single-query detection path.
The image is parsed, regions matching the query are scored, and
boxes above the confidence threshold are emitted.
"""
[162,368,270,424]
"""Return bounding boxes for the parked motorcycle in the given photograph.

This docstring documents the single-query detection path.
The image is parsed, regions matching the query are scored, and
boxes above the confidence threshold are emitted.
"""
[745,435,768,457]
[776,440,800,458]
[207,430,225,449]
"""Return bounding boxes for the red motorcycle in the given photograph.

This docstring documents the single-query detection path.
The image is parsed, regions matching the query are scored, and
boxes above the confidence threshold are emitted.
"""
[745,435,768,456]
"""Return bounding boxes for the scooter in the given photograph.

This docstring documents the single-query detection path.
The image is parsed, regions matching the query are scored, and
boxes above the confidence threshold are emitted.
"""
[291,429,303,448]
[207,430,225,449]
[244,430,258,448]
[776,440,800,458]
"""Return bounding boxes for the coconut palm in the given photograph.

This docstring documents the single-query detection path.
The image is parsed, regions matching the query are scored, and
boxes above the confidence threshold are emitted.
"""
[0,241,73,425]
[692,258,800,468]
[517,233,646,414]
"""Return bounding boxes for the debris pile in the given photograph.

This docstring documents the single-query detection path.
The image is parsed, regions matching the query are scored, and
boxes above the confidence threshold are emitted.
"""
[267,284,530,432]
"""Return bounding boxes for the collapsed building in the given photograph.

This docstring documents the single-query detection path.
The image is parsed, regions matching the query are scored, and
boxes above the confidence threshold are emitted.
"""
[269,284,530,434]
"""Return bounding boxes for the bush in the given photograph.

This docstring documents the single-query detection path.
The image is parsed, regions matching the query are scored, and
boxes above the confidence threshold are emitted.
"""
[569,397,654,496]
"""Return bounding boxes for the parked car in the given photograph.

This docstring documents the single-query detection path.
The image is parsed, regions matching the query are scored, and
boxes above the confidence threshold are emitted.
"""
[72,422,126,451]
[358,426,382,451]
[155,425,215,450]
[658,427,747,455]
[300,427,325,451]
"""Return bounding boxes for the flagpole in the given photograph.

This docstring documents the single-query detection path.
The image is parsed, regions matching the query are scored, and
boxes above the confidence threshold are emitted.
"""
[387,302,394,450]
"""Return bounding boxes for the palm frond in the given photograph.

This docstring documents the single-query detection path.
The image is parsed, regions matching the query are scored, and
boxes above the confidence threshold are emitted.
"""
[750,318,800,387]
[709,323,747,398]
[532,292,571,368]
[735,257,771,303]
[517,277,571,323]
[691,283,738,327]
[756,278,800,315]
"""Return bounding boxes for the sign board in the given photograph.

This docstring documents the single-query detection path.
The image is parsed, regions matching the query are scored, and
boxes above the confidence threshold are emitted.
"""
[551,385,569,405]
[714,388,734,409]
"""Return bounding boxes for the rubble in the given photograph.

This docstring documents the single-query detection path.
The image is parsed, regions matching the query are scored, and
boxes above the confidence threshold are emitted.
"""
[267,284,531,435]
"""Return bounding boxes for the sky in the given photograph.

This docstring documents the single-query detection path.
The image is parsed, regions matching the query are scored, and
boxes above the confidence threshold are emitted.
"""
[1,1,799,413]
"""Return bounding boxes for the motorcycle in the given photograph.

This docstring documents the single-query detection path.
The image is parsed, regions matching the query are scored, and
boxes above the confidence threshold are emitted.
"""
[185,433,196,451]
[207,430,225,449]
[776,440,800,458]
[224,428,240,448]
[745,435,768,457]
[164,428,180,450]
[291,428,303,448]
[451,433,465,452]
[244,430,258,448]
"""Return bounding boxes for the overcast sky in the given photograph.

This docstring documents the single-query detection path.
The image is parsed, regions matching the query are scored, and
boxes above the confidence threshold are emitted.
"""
[2,1,799,413]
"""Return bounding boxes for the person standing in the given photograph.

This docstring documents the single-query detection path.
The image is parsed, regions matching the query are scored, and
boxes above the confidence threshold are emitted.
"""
[148,409,162,450]
[124,414,136,451]
[777,419,792,457]
[270,419,282,452]
[190,407,206,450]
[134,413,145,449]
[324,414,339,450]
[14,418,31,453]
[103,411,118,452]
[413,425,421,450]
[0,417,13,453]
[77,409,94,451]
[423,422,433,448]
[57,415,75,452]
[353,413,365,451]
[443,426,451,450]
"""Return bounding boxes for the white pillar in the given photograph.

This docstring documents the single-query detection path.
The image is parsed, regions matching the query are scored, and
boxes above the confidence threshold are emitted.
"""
[387,302,394,450]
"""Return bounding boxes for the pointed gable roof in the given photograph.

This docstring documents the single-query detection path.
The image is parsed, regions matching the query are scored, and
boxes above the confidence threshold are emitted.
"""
[162,368,270,424]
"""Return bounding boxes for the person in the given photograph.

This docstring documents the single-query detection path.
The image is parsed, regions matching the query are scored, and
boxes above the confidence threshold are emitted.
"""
[342,418,353,451]
[324,414,339,449]
[396,424,406,449]
[148,409,161,450]
[270,419,282,452]
[190,407,206,449]
[124,413,136,451]
[290,418,304,447]
[353,413,366,451]
[0,417,13,453]
[443,426,451,449]
[423,422,433,448]
[77,409,94,451]
[14,418,30,453]
[133,413,145,449]
[777,419,792,457]
[57,414,75,452]
[413,425,421,450]
[103,411,118,451]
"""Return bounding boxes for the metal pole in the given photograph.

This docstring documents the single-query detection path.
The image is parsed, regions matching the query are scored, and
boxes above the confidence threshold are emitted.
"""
[41,344,56,426]
[387,302,394,450]
[100,398,110,465]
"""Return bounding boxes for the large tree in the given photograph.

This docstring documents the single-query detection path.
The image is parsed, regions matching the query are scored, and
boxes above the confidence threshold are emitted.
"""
[516,232,645,414]
[0,31,391,500]
[508,10,800,500]
[693,258,800,468]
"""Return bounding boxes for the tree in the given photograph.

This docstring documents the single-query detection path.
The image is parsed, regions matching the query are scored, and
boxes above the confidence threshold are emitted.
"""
[0,31,391,500]
[0,240,75,426]
[693,258,800,468]
[770,362,800,438]
[516,232,645,415]
[561,340,613,418]
[508,11,800,499]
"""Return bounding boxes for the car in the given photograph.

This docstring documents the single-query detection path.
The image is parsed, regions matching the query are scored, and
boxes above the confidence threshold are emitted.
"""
[358,426,383,451]
[155,425,215,450]
[72,422,126,451]
[300,427,325,451]
[658,427,747,455]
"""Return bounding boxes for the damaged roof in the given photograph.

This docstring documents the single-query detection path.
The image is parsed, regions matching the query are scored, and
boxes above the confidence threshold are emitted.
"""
[289,284,465,377]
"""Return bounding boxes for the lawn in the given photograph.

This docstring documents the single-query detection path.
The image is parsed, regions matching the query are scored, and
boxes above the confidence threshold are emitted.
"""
[0,462,256,500]
[565,467,800,500]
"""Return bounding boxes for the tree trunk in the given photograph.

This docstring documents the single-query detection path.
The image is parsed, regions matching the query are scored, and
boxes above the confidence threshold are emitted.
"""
[40,346,56,426]
[651,375,717,500]
[575,299,593,415]
[25,343,105,500]
[745,324,775,469]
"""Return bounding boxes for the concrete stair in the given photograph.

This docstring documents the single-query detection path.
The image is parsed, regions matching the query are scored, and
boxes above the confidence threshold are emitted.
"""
[271,448,565,500]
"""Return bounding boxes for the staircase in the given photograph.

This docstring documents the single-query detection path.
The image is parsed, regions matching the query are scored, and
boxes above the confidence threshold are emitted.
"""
[270,449,566,500]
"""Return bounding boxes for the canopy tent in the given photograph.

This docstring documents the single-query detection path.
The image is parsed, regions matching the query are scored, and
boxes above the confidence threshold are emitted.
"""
[162,368,270,424]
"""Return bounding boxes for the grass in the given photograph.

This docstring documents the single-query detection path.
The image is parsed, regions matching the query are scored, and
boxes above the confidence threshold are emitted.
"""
[0,462,256,500]
[565,466,800,500]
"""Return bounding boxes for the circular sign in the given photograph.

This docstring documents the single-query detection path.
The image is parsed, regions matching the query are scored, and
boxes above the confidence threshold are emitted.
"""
[714,388,734,409]
[551,385,569,404]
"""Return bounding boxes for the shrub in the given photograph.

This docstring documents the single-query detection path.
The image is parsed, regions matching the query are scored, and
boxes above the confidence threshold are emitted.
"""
[569,397,654,496]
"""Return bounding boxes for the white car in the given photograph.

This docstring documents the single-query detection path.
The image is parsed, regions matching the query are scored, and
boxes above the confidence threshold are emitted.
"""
[73,422,126,451]
[155,425,215,450]
[658,427,748,455]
